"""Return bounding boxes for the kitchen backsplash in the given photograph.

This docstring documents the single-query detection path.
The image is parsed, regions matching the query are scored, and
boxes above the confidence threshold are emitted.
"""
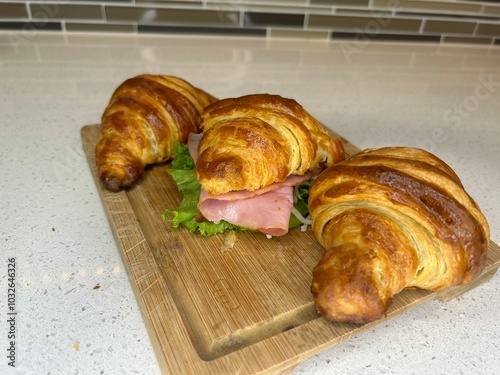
[1,0,500,45]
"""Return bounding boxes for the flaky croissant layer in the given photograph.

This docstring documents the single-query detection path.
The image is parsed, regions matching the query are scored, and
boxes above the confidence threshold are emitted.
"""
[309,147,490,324]
[195,94,345,196]
[95,74,217,191]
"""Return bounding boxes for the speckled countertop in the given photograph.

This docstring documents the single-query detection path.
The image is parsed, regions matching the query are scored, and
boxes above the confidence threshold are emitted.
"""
[1,32,499,375]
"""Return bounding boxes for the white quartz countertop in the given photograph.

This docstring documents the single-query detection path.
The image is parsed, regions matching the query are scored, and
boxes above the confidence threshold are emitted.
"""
[1,32,499,375]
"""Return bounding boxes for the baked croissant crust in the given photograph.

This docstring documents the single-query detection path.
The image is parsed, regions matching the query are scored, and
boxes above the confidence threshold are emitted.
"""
[309,147,490,324]
[194,94,345,196]
[95,74,217,191]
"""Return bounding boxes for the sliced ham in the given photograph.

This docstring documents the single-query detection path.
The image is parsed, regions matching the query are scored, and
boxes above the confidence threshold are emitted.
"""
[197,171,314,236]
[199,185,294,237]
[188,132,313,236]
[199,172,313,202]
[187,132,203,162]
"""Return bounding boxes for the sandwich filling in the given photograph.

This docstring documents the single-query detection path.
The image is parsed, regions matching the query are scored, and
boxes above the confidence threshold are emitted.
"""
[162,135,313,237]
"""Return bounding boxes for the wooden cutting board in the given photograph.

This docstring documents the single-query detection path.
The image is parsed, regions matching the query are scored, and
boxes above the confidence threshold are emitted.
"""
[82,124,500,375]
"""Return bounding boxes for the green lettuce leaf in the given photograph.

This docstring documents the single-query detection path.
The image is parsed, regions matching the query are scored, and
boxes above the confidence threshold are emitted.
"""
[162,142,312,236]
[162,143,243,236]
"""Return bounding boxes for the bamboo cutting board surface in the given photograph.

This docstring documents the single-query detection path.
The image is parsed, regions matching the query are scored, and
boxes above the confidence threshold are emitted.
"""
[82,124,500,375]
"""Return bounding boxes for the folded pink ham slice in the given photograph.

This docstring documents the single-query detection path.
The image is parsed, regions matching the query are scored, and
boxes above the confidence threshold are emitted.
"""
[188,132,312,236]
[199,186,294,236]
[188,132,203,162]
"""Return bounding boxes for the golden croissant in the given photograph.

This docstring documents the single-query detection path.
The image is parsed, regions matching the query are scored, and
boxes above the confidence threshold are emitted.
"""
[309,147,490,324]
[194,94,345,196]
[95,74,217,191]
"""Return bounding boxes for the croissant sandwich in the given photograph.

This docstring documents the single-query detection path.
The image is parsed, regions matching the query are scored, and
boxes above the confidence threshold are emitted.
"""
[309,147,490,324]
[95,74,217,191]
[165,94,345,237]
[195,94,345,196]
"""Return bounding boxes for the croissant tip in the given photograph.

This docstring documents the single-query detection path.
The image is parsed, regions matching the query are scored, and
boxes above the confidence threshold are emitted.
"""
[100,176,125,192]
[97,162,143,192]
[99,172,138,192]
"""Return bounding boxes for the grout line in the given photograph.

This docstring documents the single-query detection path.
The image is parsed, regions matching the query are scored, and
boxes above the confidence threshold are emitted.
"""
[419,18,426,34]
[26,1,32,19]
[100,4,105,23]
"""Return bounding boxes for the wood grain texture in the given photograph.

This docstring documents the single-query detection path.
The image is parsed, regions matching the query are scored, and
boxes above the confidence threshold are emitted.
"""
[81,124,500,375]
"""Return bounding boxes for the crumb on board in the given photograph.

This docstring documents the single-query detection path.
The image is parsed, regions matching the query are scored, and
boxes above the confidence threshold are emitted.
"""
[52,227,56,232]
[220,230,238,253]
[93,284,100,290]
[73,342,79,351]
